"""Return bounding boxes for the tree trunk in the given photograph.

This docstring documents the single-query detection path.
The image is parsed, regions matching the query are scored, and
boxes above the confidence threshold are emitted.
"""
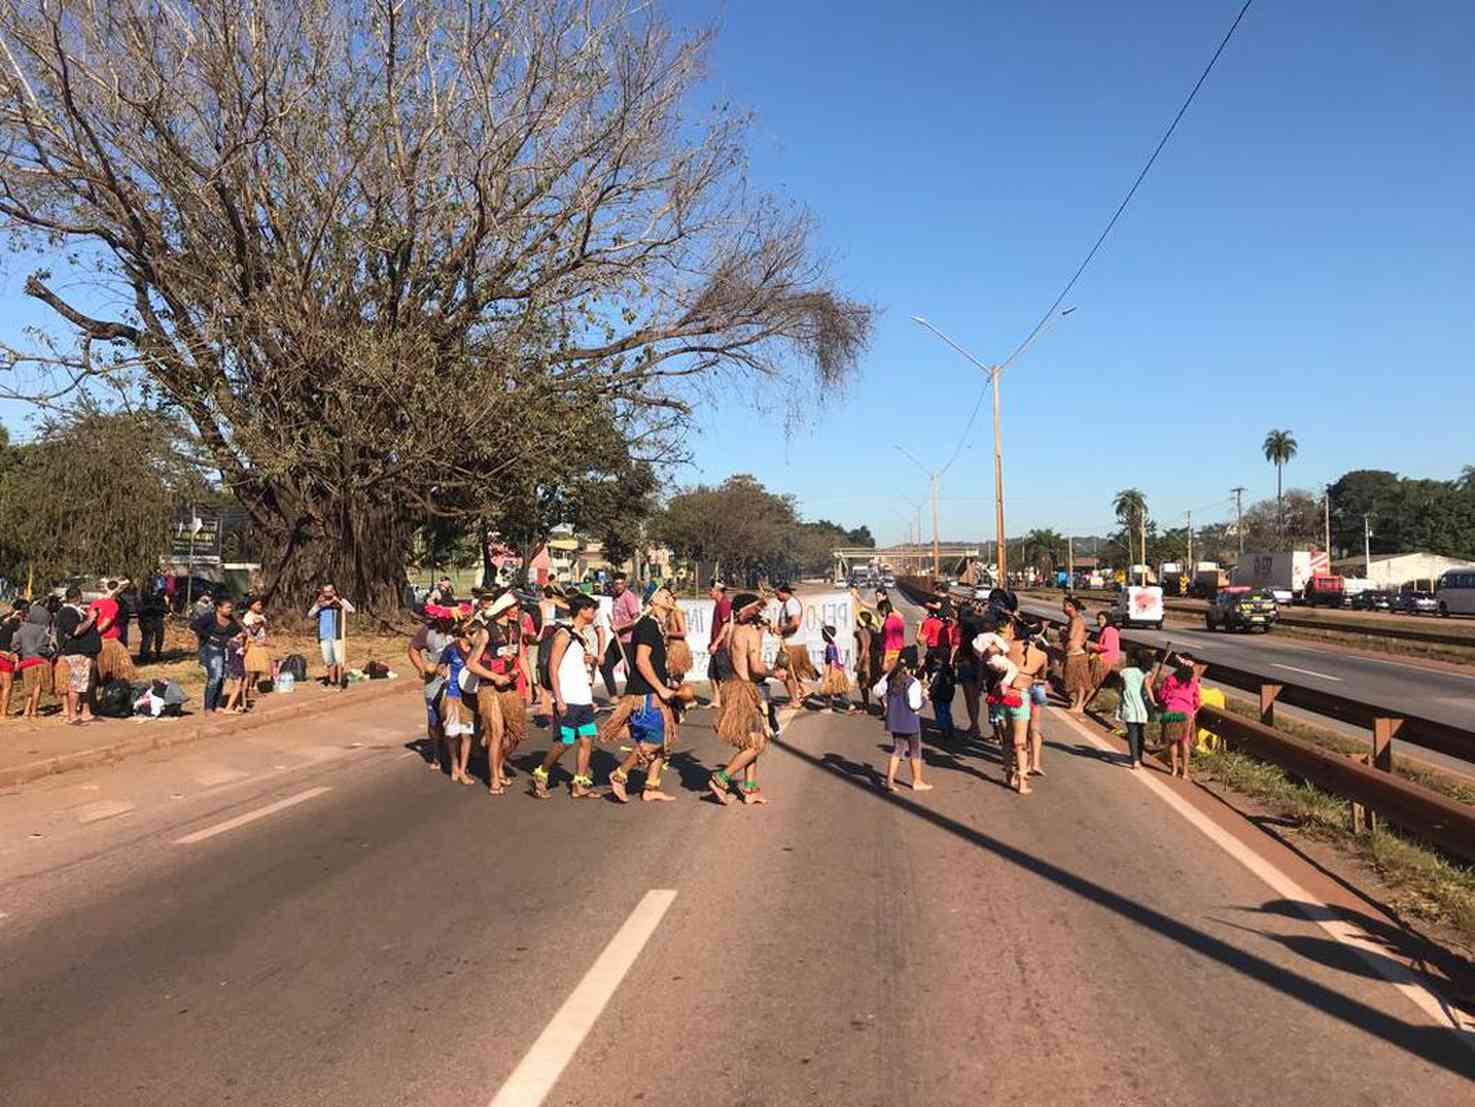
[251,496,415,620]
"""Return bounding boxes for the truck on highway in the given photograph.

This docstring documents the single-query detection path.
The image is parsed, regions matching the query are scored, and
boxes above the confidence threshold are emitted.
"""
[1192,565,1230,598]
[1160,562,1189,596]
[1231,550,1339,605]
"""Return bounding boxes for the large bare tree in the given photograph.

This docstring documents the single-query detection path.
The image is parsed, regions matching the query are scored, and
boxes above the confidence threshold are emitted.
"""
[0,0,872,607]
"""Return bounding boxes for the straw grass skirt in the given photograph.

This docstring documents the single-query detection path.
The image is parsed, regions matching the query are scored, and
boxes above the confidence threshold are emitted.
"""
[666,637,694,678]
[716,679,766,752]
[244,644,271,675]
[20,658,51,696]
[819,666,849,696]
[1063,653,1091,696]
[783,644,819,681]
[495,689,526,751]
[97,638,134,683]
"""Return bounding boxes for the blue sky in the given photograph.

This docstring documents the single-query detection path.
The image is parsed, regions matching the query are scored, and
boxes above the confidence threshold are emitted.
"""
[1,1,1471,550]
[667,0,1475,545]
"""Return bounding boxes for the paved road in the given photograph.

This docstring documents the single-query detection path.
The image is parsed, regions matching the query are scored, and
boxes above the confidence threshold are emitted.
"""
[2,641,1473,1103]
[1016,598,1475,774]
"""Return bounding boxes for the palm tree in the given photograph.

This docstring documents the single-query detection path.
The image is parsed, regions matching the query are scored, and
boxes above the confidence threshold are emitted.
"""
[1112,488,1148,569]
[1262,429,1299,535]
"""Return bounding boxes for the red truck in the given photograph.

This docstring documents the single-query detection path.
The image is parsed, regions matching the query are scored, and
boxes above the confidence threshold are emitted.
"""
[1302,574,1345,608]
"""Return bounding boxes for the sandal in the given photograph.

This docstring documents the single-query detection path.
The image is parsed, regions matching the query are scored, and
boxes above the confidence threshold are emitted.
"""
[707,770,732,806]
[739,782,767,805]
[570,774,599,799]
[641,789,675,803]
[531,767,551,799]
[608,769,629,804]
[488,782,506,796]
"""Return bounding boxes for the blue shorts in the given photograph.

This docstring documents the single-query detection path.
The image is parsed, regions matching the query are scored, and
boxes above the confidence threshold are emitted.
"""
[557,702,597,745]
[629,695,666,747]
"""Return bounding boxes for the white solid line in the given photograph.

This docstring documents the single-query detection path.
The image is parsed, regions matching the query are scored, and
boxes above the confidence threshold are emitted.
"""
[1049,708,1475,1043]
[173,787,332,845]
[488,889,677,1107]
[1271,663,1343,682]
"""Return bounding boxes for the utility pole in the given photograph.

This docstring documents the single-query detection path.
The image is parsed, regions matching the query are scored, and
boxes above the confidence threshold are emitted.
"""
[930,474,940,578]
[991,364,1007,585]
[1231,486,1246,556]
[1364,514,1373,580]
[1068,534,1075,584]
[1186,511,1193,572]
[1323,485,1332,556]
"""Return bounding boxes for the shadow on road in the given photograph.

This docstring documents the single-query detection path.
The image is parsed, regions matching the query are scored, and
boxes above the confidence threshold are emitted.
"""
[771,733,1475,1080]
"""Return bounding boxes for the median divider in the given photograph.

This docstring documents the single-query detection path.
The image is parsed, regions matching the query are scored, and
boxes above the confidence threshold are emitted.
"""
[899,575,1475,864]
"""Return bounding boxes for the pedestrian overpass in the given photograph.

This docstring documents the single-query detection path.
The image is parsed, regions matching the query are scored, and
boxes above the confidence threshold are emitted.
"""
[833,544,981,579]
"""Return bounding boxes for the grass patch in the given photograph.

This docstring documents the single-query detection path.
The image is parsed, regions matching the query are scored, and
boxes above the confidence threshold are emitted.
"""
[1197,746,1475,948]
[1213,696,1475,807]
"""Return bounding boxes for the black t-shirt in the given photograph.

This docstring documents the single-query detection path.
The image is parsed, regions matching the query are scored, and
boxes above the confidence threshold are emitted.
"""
[194,612,243,648]
[624,616,668,696]
[57,605,102,657]
[0,615,19,651]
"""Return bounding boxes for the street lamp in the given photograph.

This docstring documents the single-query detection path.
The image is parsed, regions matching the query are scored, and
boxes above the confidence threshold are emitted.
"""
[895,445,943,577]
[913,306,1075,585]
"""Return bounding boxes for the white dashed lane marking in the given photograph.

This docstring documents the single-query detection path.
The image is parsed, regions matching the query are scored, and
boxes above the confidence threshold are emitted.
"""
[173,787,332,845]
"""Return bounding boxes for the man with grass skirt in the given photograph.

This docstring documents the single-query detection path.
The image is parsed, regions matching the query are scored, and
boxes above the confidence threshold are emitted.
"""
[709,592,778,806]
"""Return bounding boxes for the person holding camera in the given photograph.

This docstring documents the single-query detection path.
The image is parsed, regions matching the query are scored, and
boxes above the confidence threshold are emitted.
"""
[307,584,355,688]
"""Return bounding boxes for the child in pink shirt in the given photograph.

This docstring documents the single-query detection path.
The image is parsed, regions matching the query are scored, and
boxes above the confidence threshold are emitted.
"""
[1155,653,1202,780]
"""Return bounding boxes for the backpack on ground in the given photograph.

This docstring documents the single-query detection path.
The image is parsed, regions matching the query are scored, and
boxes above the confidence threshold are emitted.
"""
[281,653,308,682]
[96,678,134,718]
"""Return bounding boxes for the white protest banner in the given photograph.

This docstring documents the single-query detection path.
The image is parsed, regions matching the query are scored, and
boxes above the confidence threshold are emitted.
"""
[590,590,856,685]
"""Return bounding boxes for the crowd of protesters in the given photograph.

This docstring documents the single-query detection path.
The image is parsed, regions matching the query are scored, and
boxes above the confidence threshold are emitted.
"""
[397,568,1206,805]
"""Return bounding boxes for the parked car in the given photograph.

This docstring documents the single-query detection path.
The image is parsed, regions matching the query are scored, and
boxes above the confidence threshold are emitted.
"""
[1350,589,1393,612]
[1391,591,1438,615]
[1205,587,1278,633]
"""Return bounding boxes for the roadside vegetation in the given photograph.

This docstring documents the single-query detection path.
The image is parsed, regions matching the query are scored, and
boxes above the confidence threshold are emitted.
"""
[1087,686,1475,951]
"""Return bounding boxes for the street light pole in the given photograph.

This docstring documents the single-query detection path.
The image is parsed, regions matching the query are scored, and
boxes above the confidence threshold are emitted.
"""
[912,307,1075,590]
[895,446,942,578]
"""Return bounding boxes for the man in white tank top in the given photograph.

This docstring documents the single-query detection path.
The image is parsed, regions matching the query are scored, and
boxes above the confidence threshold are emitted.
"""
[532,594,599,799]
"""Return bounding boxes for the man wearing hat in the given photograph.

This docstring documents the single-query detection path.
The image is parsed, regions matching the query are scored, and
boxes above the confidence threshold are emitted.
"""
[479,590,529,793]
[773,582,818,708]
[710,592,777,805]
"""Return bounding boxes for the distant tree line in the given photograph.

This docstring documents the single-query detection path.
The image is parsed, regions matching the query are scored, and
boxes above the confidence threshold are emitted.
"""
[650,475,873,587]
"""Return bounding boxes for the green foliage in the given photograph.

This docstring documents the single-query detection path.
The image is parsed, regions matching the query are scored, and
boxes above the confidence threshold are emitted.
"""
[0,406,207,587]
[1328,469,1475,560]
[651,475,868,585]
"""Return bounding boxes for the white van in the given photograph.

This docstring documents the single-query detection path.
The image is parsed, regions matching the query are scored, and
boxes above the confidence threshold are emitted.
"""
[1436,568,1475,617]
[1110,585,1165,630]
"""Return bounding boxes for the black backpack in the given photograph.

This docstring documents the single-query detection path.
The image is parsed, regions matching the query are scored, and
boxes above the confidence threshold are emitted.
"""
[281,653,308,682]
[537,625,579,692]
[97,678,134,718]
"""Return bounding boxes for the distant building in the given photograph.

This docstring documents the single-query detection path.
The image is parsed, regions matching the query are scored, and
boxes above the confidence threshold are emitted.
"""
[1329,551,1467,590]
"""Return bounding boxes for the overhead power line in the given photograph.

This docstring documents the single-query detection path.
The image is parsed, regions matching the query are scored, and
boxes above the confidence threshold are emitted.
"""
[1003,0,1256,366]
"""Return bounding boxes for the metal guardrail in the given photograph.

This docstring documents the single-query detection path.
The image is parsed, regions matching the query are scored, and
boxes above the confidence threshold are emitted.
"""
[896,575,1475,864]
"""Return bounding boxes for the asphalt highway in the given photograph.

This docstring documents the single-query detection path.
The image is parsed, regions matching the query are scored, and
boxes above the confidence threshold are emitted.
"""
[1017,598,1475,774]
[2,633,1473,1103]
